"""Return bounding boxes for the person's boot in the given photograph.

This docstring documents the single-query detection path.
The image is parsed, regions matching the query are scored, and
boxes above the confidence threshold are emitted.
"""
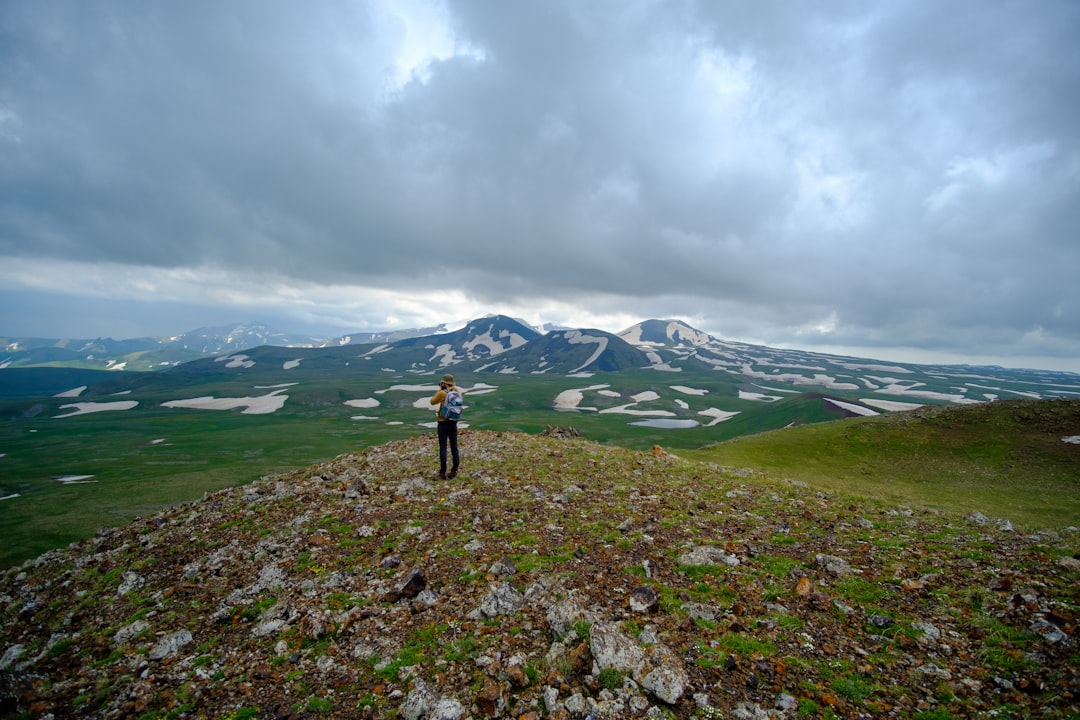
[438,469,446,480]
[448,467,458,479]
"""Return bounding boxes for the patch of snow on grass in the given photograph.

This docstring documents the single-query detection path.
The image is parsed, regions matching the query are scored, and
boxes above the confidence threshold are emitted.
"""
[739,391,783,402]
[376,384,438,394]
[53,475,96,484]
[215,354,255,369]
[600,405,676,417]
[666,321,712,345]
[598,389,674,416]
[283,359,302,369]
[740,366,859,390]
[866,378,980,403]
[620,326,646,344]
[670,386,708,396]
[752,384,800,395]
[471,328,530,355]
[54,401,139,417]
[860,398,923,412]
[825,399,879,416]
[345,398,380,409]
[699,408,740,426]
[838,362,913,373]
[966,383,1041,399]
[554,385,609,410]
[54,386,87,398]
[162,389,288,415]
[675,399,689,410]
[598,390,621,398]
[1063,436,1080,445]
[565,331,607,373]
[694,355,738,368]
[648,363,682,372]
[430,343,456,366]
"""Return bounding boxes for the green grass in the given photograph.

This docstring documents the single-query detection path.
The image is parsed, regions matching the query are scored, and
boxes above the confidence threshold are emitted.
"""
[0,402,387,567]
[682,399,1080,530]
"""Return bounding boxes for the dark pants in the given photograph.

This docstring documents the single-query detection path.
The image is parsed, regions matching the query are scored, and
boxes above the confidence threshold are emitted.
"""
[437,420,459,474]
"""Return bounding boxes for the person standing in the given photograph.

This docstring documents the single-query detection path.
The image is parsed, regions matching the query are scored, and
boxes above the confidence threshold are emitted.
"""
[429,373,460,479]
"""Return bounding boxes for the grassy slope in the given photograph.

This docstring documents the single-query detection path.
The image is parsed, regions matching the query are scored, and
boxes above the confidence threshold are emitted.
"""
[682,398,1080,531]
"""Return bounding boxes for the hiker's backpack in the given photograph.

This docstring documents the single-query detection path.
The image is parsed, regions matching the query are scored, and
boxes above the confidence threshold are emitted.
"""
[441,387,464,421]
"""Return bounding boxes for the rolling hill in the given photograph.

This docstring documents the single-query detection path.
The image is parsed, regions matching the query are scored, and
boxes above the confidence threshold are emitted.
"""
[0,425,1077,718]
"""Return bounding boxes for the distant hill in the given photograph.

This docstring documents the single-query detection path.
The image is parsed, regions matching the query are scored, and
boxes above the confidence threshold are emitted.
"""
[365,315,542,371]
[687,396,1080,530]
[0,320,452,372]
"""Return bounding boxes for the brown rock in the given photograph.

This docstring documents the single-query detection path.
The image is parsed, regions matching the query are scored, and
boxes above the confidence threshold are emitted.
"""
[505,663,529,688]
[475,677,504,717]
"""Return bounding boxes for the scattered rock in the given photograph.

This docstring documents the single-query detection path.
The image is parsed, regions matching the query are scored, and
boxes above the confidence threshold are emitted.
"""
[814,553,854,576]
[148,629,192,660]
[116,571,144,596]
[384,567,426,602]
[629,586,659,613]
[678,546,739,567]
[489,557,517,578]
[471,582,525,619]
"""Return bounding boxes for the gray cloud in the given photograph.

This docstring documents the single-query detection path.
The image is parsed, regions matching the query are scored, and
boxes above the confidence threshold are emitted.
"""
[1,0,1078,370]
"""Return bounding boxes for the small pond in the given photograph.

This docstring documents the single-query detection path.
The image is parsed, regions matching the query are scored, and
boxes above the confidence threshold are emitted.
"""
[629,419,701,429]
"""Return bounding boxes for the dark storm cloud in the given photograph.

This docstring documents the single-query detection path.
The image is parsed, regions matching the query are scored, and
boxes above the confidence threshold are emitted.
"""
[0,0,1077,369]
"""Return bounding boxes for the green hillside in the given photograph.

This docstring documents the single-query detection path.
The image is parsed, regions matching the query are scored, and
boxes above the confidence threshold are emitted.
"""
[683,398,1080,530]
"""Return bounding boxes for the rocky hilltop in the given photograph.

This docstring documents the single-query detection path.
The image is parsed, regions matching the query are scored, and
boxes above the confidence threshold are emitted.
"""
[1,430,1077,719]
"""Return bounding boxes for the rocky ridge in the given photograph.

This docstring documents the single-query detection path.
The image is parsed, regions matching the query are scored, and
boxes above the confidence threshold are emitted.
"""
[1,429,1078,719]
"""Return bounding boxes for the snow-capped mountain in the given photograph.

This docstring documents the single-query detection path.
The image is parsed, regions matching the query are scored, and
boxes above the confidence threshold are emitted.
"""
[618,319,714,347]
[170,323,330,353]
[463,327,650,375]
[354,315,542,371]
[3,316,1079,408]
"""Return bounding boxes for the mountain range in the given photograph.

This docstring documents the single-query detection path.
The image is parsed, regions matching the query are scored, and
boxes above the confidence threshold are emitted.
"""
[2,315,1079,412]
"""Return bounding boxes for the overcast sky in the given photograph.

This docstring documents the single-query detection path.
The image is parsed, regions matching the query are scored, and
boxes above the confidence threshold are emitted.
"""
[2,1,1078,372]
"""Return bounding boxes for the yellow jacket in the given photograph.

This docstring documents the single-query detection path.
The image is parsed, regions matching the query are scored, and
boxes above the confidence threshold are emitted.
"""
[429,385,458,422]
